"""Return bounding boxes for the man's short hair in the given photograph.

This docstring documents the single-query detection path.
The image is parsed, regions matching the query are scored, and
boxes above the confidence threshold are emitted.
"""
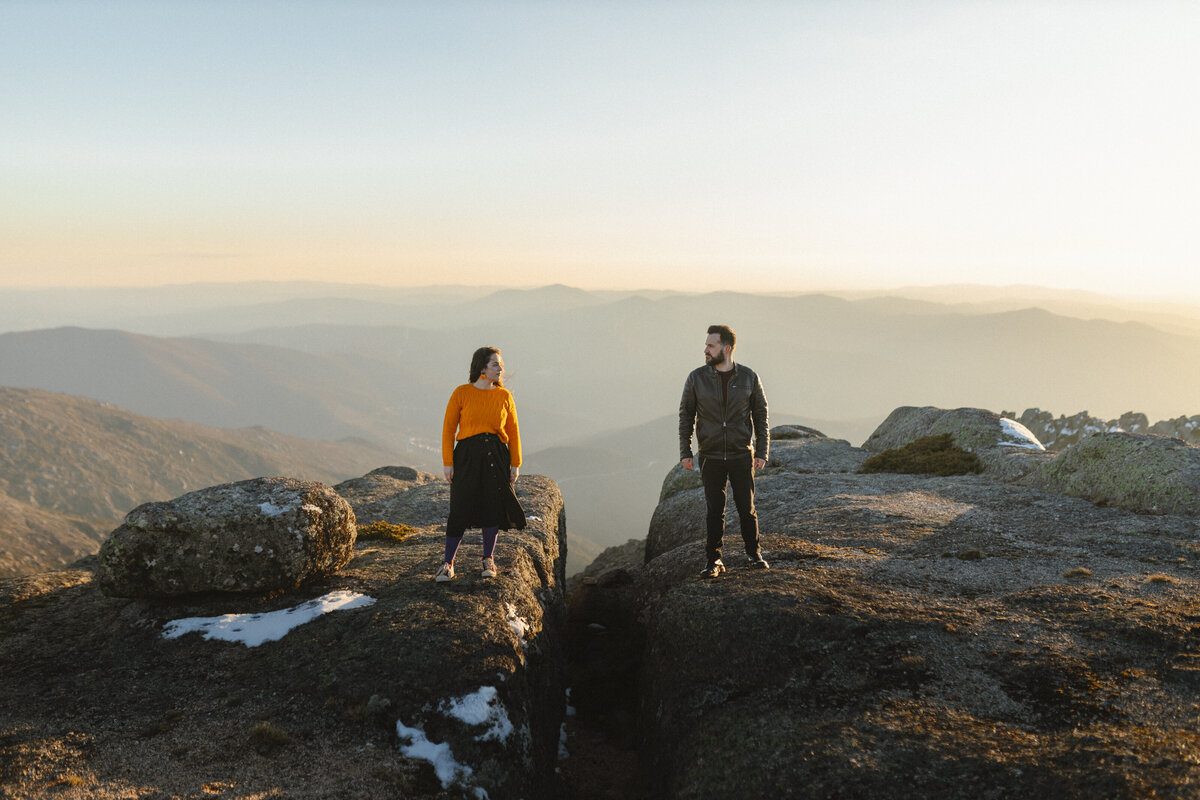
[707,324,736,350]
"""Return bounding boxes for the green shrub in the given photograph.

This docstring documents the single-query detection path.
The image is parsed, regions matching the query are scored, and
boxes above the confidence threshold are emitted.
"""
[357,521,416,543]
[859,433,983,476]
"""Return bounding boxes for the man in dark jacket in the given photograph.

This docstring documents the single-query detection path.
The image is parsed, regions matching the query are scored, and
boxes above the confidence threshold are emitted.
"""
[679,324,770,578]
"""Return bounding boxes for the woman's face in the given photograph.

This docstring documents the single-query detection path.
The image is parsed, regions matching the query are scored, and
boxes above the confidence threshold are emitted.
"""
[483,354,503,383]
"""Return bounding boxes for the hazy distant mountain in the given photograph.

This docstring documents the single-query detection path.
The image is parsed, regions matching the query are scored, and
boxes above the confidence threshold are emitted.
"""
[0,386,407,577]
[0,282,503,335]
[0,327,441,464]
[8,283,1200,577]
[0,282,650,338]
[833,283,1200,338]
[220,290,1200,431]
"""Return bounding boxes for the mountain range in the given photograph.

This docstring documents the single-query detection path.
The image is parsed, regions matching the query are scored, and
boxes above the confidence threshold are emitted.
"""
[0,386,403,577]
[4,281,1200,575]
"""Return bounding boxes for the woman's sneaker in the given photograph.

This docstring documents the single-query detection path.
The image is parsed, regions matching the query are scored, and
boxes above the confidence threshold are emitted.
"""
[481,558,498,578]
[701,560,726,578]
[435,562,455,582]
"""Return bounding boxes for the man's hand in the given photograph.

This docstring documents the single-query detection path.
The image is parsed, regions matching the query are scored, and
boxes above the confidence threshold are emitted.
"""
[510,466,519,484]
[681,458,693,471]
[443,466,454,482]
[754,457,766,471]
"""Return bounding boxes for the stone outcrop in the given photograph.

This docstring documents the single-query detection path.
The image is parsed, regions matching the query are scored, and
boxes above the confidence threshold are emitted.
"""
[97,477,357,597]
[864,405,1052,481]
[2,467,569,800]
[769,425,869,473]
[1012,407,1200,451]
[568,409,1200,799]
[647,426,869,561]
[332,465,438,522]
[1021,432,1200,516]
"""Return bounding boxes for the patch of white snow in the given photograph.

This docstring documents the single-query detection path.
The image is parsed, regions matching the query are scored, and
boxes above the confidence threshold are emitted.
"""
[161,590,375,647]
[395,720,474,788]
[441,686,514,743]
[505,603,530,649]
[998,418,1046,451]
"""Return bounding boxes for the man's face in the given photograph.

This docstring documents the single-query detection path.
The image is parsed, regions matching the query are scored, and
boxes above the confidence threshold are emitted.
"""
[703,333,727,367]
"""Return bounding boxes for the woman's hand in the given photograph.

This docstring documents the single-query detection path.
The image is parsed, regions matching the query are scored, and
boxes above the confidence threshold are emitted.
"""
[444,466,454,482]
[509,466,519,485]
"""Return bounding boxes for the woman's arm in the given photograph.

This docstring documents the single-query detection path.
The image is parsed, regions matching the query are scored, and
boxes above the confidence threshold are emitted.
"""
[504,393,521,472]
[442,387,462,480]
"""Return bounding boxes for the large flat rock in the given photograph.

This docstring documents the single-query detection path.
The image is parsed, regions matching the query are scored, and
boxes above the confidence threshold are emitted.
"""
[2,470,569,800]
[610,423,1200,799]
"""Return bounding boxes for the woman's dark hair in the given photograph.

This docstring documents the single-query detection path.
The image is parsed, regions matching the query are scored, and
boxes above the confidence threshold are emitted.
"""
[469,346,503,387]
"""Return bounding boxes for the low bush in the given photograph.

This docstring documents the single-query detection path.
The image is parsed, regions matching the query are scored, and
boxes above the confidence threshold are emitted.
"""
[357,521,416,543]
[859,433,983,477]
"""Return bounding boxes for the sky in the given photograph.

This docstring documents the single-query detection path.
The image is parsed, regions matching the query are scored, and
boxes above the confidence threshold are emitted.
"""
[3,1,1198,299]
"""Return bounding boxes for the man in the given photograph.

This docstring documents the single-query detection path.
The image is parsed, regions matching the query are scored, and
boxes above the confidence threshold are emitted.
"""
[679,324,770,578]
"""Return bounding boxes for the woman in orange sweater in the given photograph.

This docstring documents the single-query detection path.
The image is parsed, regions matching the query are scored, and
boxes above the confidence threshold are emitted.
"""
[437,346,526,581]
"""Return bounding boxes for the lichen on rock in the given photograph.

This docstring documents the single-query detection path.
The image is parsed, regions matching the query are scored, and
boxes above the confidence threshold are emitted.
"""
[97,476,357,597]
[1021,431,1200,516]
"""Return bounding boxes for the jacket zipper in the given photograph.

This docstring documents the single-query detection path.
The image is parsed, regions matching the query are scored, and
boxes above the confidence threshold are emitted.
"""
[721,365,736,460]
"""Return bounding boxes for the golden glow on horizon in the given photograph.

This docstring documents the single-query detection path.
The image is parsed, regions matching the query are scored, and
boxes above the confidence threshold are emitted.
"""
[2,2,1198,299]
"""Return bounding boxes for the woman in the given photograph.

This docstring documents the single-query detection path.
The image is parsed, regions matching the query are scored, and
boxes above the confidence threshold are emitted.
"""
[437,346,526,581]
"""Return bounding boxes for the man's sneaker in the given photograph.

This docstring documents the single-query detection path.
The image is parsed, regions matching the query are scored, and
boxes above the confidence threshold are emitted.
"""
[481,558,498,578]
[748,554,770,570]
[701,560,726,578]
[435,562,455,582]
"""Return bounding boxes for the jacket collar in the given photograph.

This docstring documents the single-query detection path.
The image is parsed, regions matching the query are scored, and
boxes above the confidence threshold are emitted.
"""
[706,362,738,377]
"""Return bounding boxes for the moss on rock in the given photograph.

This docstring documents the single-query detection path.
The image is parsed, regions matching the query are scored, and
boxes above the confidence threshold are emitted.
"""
[859,434,984,477]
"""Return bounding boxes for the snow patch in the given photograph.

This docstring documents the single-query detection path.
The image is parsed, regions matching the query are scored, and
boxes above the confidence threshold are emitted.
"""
[998,418,1046,450]
[442,686,514,743]
[161,590,375,647]
[395,720,474,788]
[505,603,530,648]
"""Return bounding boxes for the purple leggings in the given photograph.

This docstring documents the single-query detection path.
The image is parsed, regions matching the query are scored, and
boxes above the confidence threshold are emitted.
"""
[444,527,499,563]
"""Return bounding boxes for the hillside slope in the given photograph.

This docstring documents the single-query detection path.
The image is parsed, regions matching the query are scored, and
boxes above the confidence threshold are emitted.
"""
[0,387,404,577]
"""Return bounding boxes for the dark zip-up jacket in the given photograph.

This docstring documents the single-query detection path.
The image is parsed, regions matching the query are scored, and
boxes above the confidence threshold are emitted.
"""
[678,362,769,462]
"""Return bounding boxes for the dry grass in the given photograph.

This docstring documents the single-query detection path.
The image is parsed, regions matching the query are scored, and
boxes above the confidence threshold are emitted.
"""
[248,722,294,754]
[1063,567,1093,579]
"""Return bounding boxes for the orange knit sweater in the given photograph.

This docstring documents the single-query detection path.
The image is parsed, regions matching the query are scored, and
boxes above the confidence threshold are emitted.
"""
[441,384,522,467]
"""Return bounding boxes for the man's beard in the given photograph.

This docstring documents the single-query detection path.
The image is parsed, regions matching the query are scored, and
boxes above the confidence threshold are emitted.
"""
[705,350,726,367]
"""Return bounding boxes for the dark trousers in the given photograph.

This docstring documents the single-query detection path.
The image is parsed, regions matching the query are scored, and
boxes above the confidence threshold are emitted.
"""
[700,453,760,565]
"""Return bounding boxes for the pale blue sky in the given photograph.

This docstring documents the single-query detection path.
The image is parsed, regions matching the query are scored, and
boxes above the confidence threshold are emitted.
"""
[3,1,1198,298]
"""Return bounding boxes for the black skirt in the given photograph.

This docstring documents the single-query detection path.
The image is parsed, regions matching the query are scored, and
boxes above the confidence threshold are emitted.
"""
[446,433,527,536]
